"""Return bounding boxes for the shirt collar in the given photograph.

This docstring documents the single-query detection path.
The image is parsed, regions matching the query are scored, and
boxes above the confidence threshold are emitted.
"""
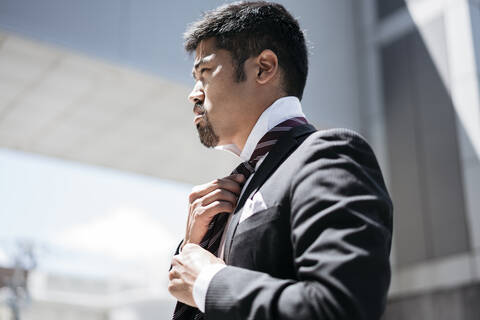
[215,96,305,161]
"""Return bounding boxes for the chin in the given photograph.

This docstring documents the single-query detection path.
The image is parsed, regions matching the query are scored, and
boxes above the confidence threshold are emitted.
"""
[197,124,220,148]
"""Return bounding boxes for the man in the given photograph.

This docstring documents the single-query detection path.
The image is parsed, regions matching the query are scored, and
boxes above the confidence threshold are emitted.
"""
[168,2,393,320]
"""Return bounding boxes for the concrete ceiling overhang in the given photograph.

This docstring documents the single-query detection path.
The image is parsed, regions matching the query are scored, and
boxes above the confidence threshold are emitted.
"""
[0,32,238,184]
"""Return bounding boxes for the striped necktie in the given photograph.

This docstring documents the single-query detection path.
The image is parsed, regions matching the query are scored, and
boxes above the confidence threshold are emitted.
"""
[172,117,307,320]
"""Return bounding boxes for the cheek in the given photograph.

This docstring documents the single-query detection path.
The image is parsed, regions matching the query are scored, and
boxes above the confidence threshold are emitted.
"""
[203,86,225,113]
[212,65,223,77]
[202,90,214,114]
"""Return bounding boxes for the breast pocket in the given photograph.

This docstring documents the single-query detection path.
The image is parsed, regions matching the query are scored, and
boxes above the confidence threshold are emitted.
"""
[239,191,268,223]
[229,206,295,277]
[236,205,282,235]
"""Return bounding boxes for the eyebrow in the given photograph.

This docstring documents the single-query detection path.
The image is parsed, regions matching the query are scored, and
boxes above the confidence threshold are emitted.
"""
[191,55,214,80]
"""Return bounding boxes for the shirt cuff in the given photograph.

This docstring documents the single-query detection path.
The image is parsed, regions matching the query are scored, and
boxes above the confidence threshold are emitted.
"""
[193,263,226,313]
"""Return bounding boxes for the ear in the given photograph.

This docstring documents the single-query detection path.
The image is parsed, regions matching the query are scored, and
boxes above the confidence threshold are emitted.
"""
[255,49,279,85]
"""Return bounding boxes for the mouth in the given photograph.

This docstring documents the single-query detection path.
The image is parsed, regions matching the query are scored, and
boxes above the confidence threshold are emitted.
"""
[193,102,205,125]
[194,114,204,125]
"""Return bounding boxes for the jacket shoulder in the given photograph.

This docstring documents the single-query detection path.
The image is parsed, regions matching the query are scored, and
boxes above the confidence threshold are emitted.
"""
[296,127,374,157]
[307,127,369,145]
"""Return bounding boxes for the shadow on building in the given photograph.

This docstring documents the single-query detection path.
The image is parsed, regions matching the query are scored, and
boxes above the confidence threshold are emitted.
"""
[376,0,480,319]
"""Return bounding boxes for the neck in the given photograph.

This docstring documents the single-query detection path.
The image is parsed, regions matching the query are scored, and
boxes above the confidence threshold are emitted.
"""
[232,93,287,152]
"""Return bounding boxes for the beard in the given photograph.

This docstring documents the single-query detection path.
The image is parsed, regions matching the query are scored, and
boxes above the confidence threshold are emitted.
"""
[196,112,219,148]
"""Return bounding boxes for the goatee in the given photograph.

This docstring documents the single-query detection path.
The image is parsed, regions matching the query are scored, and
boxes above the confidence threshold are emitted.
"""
[196,112,219,148]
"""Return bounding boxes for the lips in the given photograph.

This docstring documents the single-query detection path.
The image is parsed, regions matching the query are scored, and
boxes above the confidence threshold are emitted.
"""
[193,102,205,125]
[194,114,204,125]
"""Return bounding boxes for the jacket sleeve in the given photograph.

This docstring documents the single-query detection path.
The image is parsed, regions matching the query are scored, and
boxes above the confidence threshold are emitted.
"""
[204,130,393,320]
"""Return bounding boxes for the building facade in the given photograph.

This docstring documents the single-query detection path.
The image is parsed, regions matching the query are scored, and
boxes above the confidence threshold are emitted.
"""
[0,0,479,319]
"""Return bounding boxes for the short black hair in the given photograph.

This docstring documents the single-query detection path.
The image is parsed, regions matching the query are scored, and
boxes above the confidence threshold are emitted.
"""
[184,1,308,100]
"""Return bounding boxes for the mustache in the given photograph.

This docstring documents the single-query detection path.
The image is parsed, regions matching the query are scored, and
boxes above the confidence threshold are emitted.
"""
[193,102,206,115]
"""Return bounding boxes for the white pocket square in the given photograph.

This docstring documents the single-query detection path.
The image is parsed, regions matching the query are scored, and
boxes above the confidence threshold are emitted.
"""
[239,191,268,223]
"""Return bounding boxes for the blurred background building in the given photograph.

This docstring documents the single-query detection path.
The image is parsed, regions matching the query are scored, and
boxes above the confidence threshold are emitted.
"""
[0,0,479,319]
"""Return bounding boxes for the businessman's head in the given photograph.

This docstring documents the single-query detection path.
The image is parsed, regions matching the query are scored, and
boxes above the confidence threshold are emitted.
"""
[185,1,308,149]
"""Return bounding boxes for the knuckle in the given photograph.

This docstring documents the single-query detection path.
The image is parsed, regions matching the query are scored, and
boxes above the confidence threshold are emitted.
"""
[213,200,232,211]
[193,207,204,218]
[172,256,181,265]
[193,208,199,218]
[212,178,224,188]
[183,243,195,251]
[212,188,223,197]
[189,184,204,201]
[192,198,202,208]
[188,191,198,203]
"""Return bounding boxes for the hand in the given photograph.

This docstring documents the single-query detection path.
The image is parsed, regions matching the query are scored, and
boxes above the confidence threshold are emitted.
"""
[168,243,226,306]
[183,173,245,249]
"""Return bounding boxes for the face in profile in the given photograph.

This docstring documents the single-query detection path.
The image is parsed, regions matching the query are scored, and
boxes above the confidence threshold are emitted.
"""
[188,38,250,148]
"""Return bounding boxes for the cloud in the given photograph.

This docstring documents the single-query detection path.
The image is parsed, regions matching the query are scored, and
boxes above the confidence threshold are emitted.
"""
[55,208,177,261]
[0,247,9,266]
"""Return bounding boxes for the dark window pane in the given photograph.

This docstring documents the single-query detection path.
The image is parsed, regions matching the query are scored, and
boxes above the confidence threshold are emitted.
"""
[377,0,406,19]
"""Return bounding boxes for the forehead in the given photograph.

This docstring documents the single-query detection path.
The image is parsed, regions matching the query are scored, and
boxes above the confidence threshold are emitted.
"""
[194,38,217,62]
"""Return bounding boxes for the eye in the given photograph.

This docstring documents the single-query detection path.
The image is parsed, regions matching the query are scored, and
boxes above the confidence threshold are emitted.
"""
[200,67,210,74]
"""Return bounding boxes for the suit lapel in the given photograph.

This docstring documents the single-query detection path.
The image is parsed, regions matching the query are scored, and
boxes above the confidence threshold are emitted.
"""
[223,124,316,263]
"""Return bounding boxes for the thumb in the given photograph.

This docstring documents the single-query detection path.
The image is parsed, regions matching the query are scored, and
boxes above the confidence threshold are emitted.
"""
[231,173,246,184]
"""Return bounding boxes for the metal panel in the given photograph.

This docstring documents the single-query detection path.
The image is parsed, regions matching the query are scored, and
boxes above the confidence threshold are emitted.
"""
[382,34,429,267]
[381,17,470,267]
[410,17,470,258]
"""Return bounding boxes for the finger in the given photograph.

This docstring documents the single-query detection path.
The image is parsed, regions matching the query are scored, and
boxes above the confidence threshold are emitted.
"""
[194,188,238,209]
[169,268,179,281]
[168,279,183,295]
[207,177,243,196]
[171,255,183,267]
[226,173,246,184]
[201,200,235,218]
[189,177,243,201]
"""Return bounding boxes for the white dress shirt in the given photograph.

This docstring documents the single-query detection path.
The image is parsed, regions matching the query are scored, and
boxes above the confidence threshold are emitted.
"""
[192,96,305,312]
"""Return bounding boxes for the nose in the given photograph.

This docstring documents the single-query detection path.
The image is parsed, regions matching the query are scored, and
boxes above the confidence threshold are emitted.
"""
[188,81,204,106]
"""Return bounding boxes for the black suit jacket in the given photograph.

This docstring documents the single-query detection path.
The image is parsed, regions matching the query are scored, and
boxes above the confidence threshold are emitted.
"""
[180,125,393,320]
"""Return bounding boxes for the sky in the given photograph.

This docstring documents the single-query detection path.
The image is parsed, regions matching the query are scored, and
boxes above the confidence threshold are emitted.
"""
[0,147,191,283]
